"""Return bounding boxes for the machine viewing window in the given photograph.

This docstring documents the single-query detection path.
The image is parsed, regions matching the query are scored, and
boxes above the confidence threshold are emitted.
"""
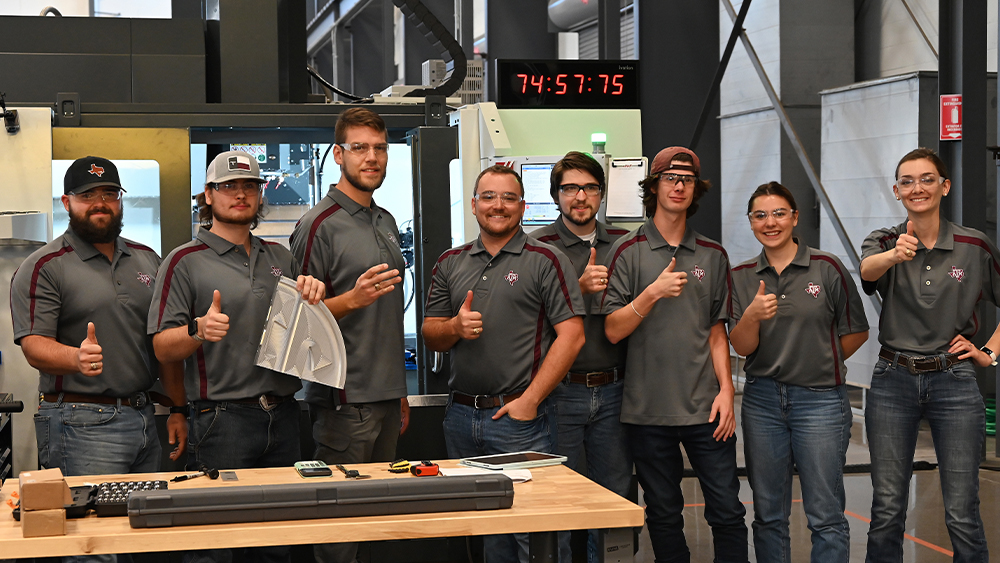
[521,163,559,225]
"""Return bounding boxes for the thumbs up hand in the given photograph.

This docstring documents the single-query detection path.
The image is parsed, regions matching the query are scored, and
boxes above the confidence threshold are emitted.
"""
[78,322,103,376]
[454,290,483,340]
[579,247,610,295]
[651,257,688,299]
[746,280,778,323]
[199,290,230,342]
[894,220,919,263]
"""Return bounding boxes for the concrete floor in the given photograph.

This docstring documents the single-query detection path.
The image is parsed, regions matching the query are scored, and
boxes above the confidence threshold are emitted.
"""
[632,388,1000,562]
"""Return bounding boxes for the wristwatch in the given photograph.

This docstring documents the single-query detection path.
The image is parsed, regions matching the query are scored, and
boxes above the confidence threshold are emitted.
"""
[188,316,205,342]
[169,404,189,417]
[980,346,998,366]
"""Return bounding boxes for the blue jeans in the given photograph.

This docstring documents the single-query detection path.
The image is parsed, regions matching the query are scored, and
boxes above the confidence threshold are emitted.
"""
[626,422,748,563]
[741,377,851,563]
[443,396,555,563]
[35,396,161,563]
[865,357,988,563]
[184,399,302,563]
[551,379,632,563]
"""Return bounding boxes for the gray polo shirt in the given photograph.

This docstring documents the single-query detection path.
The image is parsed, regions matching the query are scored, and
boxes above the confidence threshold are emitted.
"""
[11,228,161,397]
[597,220,731,426]
[533,219,628,373]
[861,219,1000,355]
[424,228,586,395]
[731,242,868,387]
[289,186,407,406]
[148,229,302,401]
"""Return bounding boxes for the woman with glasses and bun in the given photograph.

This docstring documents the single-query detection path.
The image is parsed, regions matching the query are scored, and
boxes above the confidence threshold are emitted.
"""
[858,148,1000,563]
[729,181,869,563]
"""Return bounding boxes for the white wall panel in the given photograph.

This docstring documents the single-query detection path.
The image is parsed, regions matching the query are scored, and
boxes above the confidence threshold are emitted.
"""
[720,109,781,265]
[719,0,780,116]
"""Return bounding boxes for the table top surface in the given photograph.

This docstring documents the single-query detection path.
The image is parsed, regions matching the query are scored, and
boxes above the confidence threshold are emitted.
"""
[0,461,644,558]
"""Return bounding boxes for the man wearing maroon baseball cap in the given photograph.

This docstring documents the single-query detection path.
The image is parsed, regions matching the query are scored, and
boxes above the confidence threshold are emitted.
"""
[598,146,748,562]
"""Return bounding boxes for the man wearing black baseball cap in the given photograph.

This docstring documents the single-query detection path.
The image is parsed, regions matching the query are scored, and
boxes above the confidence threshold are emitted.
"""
[11,157,188,505]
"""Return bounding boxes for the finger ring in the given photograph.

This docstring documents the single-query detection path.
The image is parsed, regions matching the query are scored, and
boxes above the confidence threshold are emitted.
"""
[473,327,481,335]
[374,282,381,291]
[905,249,913,257]
[601,278,607,284]
[90,362,99,370]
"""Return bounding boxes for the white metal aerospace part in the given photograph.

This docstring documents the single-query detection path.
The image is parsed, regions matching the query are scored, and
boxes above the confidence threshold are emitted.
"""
[256,277,347,389]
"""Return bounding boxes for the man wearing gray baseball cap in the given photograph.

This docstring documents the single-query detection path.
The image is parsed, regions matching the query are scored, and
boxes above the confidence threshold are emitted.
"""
[149,150,325,563]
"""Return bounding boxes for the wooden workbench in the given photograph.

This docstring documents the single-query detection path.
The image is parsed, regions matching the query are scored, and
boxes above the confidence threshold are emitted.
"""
[0,461,644,559]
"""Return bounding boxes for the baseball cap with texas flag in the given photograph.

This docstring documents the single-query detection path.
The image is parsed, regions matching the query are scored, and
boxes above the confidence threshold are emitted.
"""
[63,156,124,195]
[206,150,265,184]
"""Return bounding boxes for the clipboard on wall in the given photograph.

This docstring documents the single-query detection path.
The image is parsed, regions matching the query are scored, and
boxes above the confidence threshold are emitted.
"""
[606,157,647,221]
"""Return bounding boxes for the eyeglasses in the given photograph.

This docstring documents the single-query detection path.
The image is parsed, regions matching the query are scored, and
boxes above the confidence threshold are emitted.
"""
[475,191,523,205]
[338,142,389,156]
[213,181,263,196]
[559,183,602,196]
[71,189,123,203]
[748,208,793,222]
[658,173,698,186]
[897,175,945,189]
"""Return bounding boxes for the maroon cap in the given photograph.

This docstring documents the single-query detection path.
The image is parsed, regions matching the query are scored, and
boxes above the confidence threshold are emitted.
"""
[650,147,700,177]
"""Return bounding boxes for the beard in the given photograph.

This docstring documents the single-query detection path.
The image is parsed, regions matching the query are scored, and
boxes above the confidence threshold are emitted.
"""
[213,205,257,226]
[341,164,386,193]
[69,205,123,244]
[560,202,598,226]
[476,213,520,240]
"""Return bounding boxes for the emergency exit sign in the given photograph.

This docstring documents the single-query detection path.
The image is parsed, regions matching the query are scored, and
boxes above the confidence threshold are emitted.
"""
[940,95,962,141]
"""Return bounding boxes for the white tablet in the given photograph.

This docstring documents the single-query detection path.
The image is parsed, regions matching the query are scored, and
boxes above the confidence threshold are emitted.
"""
[459,451,567,470]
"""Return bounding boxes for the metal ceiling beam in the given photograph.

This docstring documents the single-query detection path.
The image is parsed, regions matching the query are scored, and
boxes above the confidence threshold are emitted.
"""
[720,0,880,312]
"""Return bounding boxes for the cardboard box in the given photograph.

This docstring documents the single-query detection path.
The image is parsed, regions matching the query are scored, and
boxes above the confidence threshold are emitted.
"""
[18,468,72,510]
[21,508,66,538]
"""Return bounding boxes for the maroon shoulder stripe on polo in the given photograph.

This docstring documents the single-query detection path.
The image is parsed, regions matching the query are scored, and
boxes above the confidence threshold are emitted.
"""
[732,262,757,273]
[524,243,575,313]
[695,240,733,319]
[300,204,342,275]
[535,234,560,243]
[124,242,156,254]
[829,322,842,385]
[425,244,475,311]
[954,235,1000,277]
[156,244,211,328]
[262,241,281,246]
[28,246,75,331]
[600,234,646,308]
[811,255,853,330]
[606,228,630,236]
[530,306,546,378]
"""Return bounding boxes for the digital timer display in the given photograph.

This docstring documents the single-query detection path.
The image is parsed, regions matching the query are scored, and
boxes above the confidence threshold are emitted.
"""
[496,60,640,109]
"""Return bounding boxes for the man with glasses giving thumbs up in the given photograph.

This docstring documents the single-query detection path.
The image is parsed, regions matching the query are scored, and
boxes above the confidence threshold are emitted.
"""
[422,164,585,563]
[598,147,748,563]
[12,156,186,494]
[148,150,324,563]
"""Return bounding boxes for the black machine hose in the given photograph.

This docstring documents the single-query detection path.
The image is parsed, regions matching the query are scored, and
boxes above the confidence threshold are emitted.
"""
[390,0,468,98]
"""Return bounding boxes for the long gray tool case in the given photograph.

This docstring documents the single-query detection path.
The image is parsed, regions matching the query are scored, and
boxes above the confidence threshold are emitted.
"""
[127,474,514,528]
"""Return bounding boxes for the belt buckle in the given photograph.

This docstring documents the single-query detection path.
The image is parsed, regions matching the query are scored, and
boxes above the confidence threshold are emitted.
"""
[586,372,603,388]
[259,395,276,411]
[905,356,919,375]
[473,395,490,409]
[130,392,148,409]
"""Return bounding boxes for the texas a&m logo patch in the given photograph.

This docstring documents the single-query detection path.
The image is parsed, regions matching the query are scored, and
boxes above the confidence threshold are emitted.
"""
[691,265,706,282]
[88,164,105,177]
[505,270,519,286]
[805,282,822,299]
[136,272,152,287]
[949,266,965,282]
[271,266,283,278]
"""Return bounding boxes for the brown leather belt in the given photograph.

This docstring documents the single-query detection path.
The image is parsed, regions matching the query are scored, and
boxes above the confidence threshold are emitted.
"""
[878,347,965,374]
[451,390,524,409]
[42,392,150,408]
[566,368,623,387]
